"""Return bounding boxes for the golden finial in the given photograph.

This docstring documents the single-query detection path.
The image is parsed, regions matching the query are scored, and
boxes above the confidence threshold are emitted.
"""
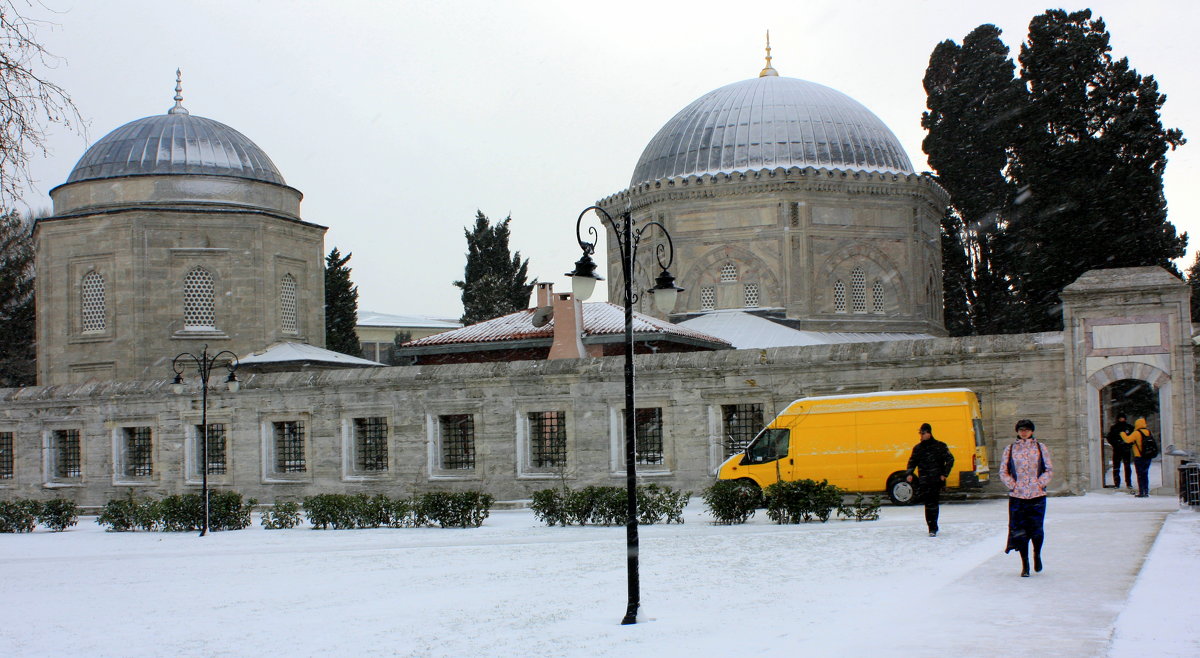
[759,30,778,77]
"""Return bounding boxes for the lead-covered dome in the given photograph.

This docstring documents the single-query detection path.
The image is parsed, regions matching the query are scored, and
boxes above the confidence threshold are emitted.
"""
[65,111,285,186]
[631,75,913,186]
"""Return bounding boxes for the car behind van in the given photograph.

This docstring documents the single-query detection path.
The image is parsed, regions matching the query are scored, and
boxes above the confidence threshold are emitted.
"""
[716,388,989,504]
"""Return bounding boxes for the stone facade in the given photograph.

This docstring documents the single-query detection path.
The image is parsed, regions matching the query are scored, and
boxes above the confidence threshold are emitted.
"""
[0,267,1193,508]
[598,167,948,334]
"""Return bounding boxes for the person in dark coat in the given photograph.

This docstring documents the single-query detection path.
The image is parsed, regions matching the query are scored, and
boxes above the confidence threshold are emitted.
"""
[1105,413,1133,489]
[1000,419,1053,577]
[905,422,955,536]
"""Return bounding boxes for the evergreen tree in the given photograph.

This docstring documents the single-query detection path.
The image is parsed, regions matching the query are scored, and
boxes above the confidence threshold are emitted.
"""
[324,247,361,357]
[0,209,35,386]
[453,211,534,325]
[922,25,1027,336]
[387,330,412,366]
[1187,252,1200,324]
[1010,9,1186,331]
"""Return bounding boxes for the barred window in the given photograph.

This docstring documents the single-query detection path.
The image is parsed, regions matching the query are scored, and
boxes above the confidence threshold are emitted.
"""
[195,423,227,475]
[183,267,216,329]
[273,421,306,473]
[722,404,764,458]
[280,274,298,334]
[790,202,800,227]
[720,263,738,282]
[700,286,716,311]
[529,411,566,468]
[744,283,760,308]
[623,408,663,465]
[851,267,866,313]
[0,431,12,479]
[123,427,153,477]
[439,414,475,470]
[834,280,846,313]
[53,429,82,479]
[81,271,106,333]
[353,417,388,472]
[872,280,885,314]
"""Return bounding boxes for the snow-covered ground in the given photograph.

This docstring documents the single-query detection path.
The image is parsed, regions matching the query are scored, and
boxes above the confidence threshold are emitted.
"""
[0,492,1195,657]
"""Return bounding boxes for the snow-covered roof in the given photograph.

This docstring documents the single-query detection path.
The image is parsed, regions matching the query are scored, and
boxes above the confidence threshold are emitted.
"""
[357,310,461,329]
[677,310,934,349]
[403,302,729,349]
[238,341,383,367]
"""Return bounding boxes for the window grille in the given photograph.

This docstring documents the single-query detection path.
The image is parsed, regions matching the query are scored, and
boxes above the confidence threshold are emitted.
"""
[790,202,800,227]
[529,411,566,468]
[439,414,475,470]
[183,267,216,329]
[123,427,153,477]
[273,421,306,473]
[196,423,227,475]
[624,408,663,465]
[353,416,389,472]
[834,280,847,313]
[720,263,738,282]
[81,271,106,333]
[280,274,298,334]
[722,404,764,458]
[0,431,12,479]
[851,267,867,313]
[872,280,885,314]
[744,283,760,308]
[700,286,716,311]
[53,429,81,479]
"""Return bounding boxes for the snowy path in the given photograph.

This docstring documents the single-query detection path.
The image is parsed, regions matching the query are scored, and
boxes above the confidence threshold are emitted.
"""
[0,493,1192,656]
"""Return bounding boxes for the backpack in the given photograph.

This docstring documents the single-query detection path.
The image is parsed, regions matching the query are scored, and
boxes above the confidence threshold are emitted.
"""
[1139,429,1159,459]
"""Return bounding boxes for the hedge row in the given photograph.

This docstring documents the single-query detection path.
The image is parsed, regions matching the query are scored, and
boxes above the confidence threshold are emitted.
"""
[300,492,494,529]
[701,479,882,525]
[97,491,254,532]
[530,484,689,526]
[0,498,79,532]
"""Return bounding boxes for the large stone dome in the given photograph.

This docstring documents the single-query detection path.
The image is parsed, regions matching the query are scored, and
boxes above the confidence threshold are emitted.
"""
[65,111,285,186]
[631,75,913,186]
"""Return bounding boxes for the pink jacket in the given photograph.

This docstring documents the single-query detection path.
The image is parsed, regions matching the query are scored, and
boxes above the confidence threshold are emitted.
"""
[1000,438,1053,499]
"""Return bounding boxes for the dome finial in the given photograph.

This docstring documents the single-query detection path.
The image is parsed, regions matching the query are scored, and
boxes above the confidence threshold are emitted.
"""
[759,30,778,77]
[168,68,190,115]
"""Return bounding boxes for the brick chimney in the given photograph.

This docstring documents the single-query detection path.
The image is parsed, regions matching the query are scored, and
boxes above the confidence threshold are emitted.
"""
[548,289,586,360]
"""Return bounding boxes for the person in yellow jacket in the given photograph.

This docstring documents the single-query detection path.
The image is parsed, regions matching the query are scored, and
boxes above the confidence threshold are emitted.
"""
[1121,418,1154,497]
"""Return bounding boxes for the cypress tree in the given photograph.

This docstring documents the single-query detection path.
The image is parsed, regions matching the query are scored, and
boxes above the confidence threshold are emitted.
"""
[0,209,35,386]
[324,247,362,357]
[1010,9,1186,331]
[453,211,535,326]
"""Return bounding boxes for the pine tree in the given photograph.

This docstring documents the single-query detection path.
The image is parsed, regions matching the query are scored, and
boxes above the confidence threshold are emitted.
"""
[1187,252,1200,324]
[453,211,535,326]
[922,25,1027,335]
[0,209,35,386]
[1010,9,1186,331]
[324,247,361,357]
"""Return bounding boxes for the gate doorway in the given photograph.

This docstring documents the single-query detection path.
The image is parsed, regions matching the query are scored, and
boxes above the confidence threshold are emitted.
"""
[1099,379,1160,488]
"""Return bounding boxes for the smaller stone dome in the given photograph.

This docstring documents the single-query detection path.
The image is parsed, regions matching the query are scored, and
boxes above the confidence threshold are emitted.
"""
[65,112,285,186]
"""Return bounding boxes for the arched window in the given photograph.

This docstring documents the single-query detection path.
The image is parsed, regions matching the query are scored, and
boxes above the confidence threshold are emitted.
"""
[81,271,106,333]
[183,267,216,330]
[280,274,298,334]
[850,267,867,313]
[834,280,846,313]
[744,283,760,308]
[720,263,738,282]
[871,280,885,314]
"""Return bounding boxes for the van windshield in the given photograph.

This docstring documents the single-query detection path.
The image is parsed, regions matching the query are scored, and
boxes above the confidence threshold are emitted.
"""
[745,428,789,464]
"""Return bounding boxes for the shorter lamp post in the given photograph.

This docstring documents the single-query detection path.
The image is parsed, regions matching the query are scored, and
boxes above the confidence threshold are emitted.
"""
[566,205,682,625]
[171,345,239,537]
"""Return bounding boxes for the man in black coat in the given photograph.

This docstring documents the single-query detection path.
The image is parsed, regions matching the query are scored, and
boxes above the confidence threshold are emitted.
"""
[1105,413,1134,489]
[906,423,955,536]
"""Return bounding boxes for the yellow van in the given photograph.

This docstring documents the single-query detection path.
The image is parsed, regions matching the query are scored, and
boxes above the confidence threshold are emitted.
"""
[716,389,989,504]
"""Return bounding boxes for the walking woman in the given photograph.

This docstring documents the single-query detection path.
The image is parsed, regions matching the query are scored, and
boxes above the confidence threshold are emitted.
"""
[1000,419,1054,577]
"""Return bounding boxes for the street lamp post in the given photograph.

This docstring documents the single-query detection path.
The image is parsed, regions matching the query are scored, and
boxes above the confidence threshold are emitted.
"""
[566,205,682,625]
[171,344,240,537]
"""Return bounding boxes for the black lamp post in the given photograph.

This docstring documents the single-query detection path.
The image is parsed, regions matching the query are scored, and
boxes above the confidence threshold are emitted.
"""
[566,205,682,625]
[171,344,240,537]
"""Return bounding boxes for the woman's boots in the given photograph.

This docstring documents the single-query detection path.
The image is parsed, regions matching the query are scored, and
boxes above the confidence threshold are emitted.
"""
[1032,537,1043,573]
[1019,548,1030,577]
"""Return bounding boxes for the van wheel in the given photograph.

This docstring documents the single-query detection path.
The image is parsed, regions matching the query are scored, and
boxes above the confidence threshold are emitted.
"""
[734,479,765,507]
[887,473,917,506]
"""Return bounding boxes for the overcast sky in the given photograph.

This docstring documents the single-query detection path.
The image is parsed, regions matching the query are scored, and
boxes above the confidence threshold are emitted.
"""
[19,0,1200,320]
